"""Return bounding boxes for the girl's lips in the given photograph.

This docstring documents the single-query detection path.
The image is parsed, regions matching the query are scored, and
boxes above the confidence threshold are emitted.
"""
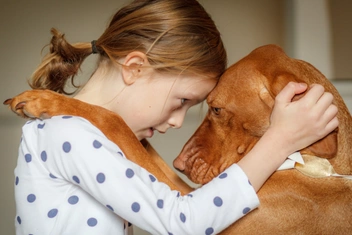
[148,128,154,138]
[147,128,167,138]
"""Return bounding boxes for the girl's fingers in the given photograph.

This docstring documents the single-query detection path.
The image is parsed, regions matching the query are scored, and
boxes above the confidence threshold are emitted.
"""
[302,86,338,137]
[325,116,339,134]
[300,84,325,107]
[275,82,308,104]
[314,92,334,116]
[321,104,339,133]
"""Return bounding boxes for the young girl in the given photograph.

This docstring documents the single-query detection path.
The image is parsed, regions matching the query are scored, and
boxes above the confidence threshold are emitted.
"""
[14,0,338,234]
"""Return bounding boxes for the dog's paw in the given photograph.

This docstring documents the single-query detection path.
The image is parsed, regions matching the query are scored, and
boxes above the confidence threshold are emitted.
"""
[3,90,55,119]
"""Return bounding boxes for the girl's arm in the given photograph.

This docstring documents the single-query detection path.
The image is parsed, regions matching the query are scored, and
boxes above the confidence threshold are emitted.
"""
[28,116,258,234]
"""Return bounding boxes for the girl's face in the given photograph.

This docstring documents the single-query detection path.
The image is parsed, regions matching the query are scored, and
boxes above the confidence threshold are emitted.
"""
[119,72,217,140]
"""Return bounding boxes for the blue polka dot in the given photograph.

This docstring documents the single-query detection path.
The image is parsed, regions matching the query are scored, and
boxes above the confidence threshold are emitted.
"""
[48,209,58,218]
[243,207,251,214]
[15,176,19,185]
[149,174,156,182]
[27,194,36,203]
[62,116,72,119]
[180,213,186,223]
[219,173,227,179]
[68,195,79,205]
[157,199,164,209]
[93,140,102,149]
[72,175,80,184]
[168,233,173,235]
[49,173,57,179]
[187,194,193,197]
[37,123,45,129]
[205,227,214,235]
[41,151,47,162]
[248,180,252,186]
[126,169,134,178]
[63,142,71,153]
[117,151,124,157]
[17,216,21,224]
[131,202,140,212]
[176,192,180,197]
[106,205,114,211]
[213,196,223,207]
[25,154,32,163]
[96,173,105,183]
[87,218,97,227]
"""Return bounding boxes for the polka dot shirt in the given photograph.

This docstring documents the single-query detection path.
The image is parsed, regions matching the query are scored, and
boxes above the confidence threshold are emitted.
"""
[14,116,259,235]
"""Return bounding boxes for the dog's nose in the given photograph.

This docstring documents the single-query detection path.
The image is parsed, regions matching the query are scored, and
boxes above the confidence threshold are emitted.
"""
[173,157,185,172]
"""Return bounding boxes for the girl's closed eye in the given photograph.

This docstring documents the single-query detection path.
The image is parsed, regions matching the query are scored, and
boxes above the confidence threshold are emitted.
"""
[181,98,188,106]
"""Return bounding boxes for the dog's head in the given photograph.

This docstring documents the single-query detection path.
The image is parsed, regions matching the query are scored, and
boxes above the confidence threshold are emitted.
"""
[174,44,351,185]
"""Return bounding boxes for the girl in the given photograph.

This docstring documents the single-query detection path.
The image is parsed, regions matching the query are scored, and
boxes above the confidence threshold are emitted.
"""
[13,0,338,234]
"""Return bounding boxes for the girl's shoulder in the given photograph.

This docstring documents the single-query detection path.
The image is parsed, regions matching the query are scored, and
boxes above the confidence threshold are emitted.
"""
[22,115,123,154]
[23,115,105,138]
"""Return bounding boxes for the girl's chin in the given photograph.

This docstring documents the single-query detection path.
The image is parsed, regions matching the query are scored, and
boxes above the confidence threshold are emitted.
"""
[138,128,154,140]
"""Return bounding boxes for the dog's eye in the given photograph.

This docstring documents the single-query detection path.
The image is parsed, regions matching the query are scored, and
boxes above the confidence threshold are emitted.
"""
[211,107,221,115]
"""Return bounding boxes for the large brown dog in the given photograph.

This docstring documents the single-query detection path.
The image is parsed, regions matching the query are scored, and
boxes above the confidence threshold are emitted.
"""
[174,45,352,234]
[4,45,352,234]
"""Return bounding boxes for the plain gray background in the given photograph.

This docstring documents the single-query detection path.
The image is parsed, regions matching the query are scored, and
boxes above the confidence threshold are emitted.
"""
[1,0,351,234]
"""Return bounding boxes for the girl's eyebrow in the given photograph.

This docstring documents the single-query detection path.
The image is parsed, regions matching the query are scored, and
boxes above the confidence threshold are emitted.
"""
[185,91,206,104]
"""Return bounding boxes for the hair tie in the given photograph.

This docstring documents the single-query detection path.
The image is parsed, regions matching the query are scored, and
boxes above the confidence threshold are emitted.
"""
[91,40,98,54]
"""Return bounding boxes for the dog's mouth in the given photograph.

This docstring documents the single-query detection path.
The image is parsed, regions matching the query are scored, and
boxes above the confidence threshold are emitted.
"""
[174,148,220,185]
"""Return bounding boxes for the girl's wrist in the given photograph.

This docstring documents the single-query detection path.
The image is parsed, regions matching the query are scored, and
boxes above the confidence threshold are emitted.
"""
[237,128,294,192]
[261,127,294,161]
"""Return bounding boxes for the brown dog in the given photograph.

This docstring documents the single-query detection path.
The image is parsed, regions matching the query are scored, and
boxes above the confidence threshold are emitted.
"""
[174,45,352,234]
[4,45,352,234]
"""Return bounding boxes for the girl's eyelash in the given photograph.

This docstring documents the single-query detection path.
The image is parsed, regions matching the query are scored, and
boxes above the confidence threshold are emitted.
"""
[181,98,187,105]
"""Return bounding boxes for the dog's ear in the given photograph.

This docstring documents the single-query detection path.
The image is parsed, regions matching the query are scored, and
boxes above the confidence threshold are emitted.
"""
[304,130,338,159]
[259,73,299,109]
[261,72,338,159]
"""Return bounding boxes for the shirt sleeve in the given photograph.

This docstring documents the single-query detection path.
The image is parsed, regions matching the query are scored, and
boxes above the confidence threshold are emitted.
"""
[29,116,259,235]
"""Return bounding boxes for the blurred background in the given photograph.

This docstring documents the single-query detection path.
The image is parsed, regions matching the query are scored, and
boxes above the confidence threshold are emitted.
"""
[1,0,351,234]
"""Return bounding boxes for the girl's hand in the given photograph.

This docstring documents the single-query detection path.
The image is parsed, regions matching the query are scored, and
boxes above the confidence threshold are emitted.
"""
[269,82,339,154]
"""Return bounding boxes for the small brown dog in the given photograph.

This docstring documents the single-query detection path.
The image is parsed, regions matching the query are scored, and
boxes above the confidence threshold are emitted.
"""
[5,45,352,234]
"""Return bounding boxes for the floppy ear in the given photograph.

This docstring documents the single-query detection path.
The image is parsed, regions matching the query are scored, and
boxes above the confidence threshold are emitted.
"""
[304,130,338,159]
[259,73,299,109]
[261,72,338,159]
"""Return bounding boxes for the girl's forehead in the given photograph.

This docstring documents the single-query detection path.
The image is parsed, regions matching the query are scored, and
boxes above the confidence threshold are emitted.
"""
[174,75,217,98]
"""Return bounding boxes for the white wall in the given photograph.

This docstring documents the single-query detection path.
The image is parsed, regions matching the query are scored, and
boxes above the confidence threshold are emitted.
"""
[0,1,350,235]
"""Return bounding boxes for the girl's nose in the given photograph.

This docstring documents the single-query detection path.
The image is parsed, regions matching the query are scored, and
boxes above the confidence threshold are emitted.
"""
[168,109,186,129]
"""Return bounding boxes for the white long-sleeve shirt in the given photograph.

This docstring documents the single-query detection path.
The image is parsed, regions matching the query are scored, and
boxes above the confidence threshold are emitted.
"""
[14,115,259,235]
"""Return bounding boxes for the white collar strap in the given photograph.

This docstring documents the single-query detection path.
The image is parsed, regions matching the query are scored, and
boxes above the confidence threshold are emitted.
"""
[277,152,352,180]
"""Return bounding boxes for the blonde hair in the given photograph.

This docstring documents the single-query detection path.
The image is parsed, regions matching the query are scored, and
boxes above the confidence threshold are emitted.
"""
[30,0,227,94]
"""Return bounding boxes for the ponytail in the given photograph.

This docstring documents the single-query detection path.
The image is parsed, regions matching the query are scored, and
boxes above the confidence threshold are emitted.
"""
[30,28,97,94]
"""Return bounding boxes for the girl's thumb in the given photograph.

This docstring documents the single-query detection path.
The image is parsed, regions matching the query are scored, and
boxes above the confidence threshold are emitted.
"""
[276,82,307,104]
